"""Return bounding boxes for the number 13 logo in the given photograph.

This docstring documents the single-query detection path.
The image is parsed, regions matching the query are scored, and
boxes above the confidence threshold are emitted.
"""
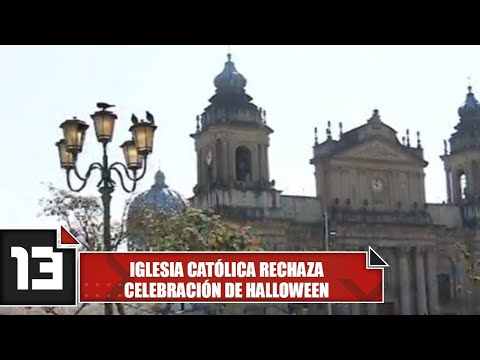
[11,246,63,291]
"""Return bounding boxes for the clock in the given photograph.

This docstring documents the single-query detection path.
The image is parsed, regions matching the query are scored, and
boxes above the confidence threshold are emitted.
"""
[371,178,384,192]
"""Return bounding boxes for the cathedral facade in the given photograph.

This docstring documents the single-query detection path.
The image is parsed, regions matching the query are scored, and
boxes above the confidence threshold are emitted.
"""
[189,54,480,315]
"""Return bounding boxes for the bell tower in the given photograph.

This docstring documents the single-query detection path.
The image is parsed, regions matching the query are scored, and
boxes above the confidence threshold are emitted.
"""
[191,54,280,215]
[441,87,480,206]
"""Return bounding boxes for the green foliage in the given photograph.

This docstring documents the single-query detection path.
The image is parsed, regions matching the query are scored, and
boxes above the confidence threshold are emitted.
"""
[128,207,261,252]
[39,184,261,253]
[39,184,128,251]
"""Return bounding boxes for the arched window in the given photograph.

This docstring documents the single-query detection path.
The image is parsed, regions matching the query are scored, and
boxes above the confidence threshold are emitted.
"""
[236,146,252,182]
[459,171,467,200]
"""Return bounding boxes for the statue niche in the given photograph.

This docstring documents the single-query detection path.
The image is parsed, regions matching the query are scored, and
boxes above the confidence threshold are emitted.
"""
[236,146,252,182]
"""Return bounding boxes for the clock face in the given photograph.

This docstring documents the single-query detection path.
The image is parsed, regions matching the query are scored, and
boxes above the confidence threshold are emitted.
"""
[371,178,384,192]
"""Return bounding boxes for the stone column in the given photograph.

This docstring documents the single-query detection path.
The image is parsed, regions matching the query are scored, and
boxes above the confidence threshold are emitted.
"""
[399,247,412,315]
[415,248,428,315]
[385,248,397,309]
[446,169,452,204]
[213,144,219,182]
[197,149,203,186]
[228,142,235,181]
[262,144,269,181]
[257,144,262,181]
[452,171,461,205]
[466,166,474,198]
[426,249,440,315]
[223,141,229,181]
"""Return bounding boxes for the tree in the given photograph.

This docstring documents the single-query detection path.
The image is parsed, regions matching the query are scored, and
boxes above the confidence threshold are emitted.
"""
[39,183,129,251]
[39,183,130,315]
[127,206,262,252]
[126,203,263,316]
[39,184,262,315]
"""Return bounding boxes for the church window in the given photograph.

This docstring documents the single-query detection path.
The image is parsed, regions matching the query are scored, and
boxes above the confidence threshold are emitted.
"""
[459,171,467,200]
[236,146,252,182]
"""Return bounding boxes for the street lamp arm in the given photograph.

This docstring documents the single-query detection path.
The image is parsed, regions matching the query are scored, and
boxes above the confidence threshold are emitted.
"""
[74,162,103,181]
[110,166,137,193]
[66,163,102,192]
[110,159,148,193]
[66,169,89,193]
[110,156,148,182]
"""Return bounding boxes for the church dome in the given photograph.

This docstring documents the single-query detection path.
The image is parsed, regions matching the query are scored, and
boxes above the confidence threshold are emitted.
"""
[129,169,189,216]
[458,86,480,118]
[214,54,247,92]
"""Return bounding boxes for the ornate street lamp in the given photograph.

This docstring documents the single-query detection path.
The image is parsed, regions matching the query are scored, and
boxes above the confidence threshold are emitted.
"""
[56,103,157,315]
[55,139,75,170]
[120,140,144,171]
[91,106,117,143]
[60,117,89,156]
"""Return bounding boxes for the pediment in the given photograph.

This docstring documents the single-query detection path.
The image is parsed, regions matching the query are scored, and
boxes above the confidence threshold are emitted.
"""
[332,139,425,165]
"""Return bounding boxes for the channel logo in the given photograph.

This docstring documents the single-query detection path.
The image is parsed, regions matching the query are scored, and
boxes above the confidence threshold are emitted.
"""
[0,229,77,306]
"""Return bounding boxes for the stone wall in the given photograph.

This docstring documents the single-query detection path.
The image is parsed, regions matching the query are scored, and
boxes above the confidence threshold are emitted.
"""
[274,196,323,223]
[427,203,463,229]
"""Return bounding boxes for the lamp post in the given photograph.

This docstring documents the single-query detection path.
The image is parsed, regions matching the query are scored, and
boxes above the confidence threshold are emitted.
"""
[56,103,157,315]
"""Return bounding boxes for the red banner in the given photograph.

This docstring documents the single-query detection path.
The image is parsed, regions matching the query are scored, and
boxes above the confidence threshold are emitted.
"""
[79,251,386,303]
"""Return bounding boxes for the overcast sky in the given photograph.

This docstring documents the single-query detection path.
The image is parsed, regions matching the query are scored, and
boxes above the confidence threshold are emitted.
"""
[0,45,477,229]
